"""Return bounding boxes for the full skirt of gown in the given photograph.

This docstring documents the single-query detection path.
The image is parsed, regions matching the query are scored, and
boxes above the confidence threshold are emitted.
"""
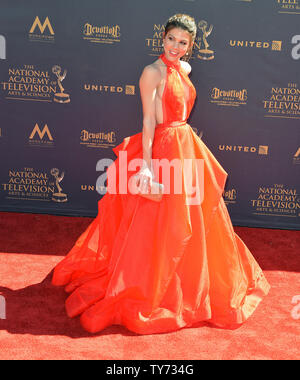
[52,122,270,334]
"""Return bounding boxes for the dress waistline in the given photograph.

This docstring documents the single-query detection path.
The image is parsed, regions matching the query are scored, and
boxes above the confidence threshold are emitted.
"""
[155,121,188,129]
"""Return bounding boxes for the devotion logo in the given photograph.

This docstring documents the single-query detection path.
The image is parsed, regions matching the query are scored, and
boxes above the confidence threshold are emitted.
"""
[83,23,121,44]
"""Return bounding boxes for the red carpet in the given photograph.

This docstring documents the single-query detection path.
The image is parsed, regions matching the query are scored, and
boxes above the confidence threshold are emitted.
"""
[0,212,299,360]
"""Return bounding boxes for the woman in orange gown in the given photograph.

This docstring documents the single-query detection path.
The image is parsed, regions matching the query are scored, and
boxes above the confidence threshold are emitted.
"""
[52,14,270,334]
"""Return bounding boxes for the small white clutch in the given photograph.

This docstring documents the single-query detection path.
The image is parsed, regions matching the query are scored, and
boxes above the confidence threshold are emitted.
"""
[138,181,164,202]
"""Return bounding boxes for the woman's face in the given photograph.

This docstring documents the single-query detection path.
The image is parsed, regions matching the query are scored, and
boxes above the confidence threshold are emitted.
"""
[163,27,193,61]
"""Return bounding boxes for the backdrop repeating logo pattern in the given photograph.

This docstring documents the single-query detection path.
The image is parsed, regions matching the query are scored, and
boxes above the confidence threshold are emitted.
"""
[29,16,55,43]
[29,124,54,148]
[276,0,300,14]
[83,23,121,44]
[0,0,299,230]
[263,83,300,119]
[1,65,58,102]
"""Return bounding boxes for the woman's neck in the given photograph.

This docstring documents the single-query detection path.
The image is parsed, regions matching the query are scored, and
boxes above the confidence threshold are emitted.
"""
[160,53,181,71]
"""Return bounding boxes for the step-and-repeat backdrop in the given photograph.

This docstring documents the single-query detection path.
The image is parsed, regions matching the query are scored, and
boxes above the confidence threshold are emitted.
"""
[0,0,299,230]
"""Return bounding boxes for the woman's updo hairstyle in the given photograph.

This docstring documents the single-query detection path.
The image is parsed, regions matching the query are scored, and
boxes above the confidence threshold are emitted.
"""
[164,14,197,44]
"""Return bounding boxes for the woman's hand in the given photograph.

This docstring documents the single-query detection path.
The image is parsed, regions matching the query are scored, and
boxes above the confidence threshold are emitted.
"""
[134,162,154,194]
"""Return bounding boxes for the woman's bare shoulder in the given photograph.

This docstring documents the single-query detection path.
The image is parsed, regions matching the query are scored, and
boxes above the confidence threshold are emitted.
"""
[140,60,162,84]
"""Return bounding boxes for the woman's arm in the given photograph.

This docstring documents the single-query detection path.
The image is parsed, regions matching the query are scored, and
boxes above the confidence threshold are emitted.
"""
[135,64,161,193]
[139,64,161,168]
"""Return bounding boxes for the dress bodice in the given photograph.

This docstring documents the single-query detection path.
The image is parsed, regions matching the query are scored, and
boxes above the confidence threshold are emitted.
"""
[159,54,196,125]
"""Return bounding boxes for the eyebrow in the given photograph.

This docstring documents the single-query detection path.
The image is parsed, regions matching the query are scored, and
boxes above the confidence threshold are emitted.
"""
[168,33,189,42]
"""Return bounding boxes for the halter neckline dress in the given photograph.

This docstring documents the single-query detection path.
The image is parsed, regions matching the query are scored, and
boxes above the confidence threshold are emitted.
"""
[52,53,270,334]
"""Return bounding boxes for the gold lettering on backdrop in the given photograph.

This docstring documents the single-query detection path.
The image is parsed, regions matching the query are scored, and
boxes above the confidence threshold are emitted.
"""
[29,16,55,42]
[212,88,247,101]
[277,0,300,13]
[7,68,50,85]
[29,124,53,141]
[81,130,116,144]
[29,17,54,35]
[84,24,120,38]
[146,24,165,56]
[81,185,96,191]
[219,145,258,153]
[80,130,117,149]
[263,83,300,118]
[210,87,248,107]
[278,0,298,3]
[251,184,300,216]
[81,184,106,193]
[2,168,55,199]
[219,145,269,156]
[83,84,135,95]
[229,40,282,51]
[83,23,121,44]
[223,189,237,204]
[1,65,57,101]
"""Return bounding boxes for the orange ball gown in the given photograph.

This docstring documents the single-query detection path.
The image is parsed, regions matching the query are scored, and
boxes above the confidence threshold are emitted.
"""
[52,54,270,334]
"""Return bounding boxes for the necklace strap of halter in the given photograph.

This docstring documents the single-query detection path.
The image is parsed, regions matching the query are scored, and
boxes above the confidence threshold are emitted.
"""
[160,53,182,72]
